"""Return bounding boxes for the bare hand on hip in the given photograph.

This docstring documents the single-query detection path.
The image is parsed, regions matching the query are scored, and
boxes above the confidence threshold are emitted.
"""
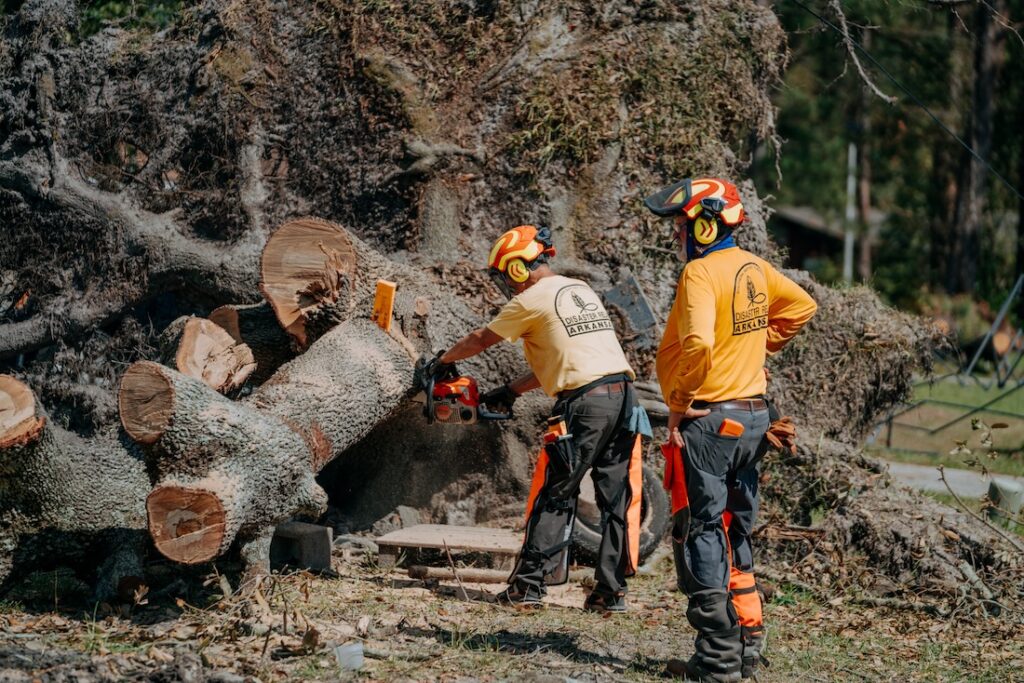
[667,407,712,448]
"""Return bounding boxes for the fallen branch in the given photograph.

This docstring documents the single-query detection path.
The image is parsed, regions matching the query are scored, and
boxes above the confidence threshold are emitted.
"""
[827,0,898,105]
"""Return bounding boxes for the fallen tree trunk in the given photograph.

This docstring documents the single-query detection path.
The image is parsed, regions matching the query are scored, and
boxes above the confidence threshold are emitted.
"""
[157,316,256,394]
[122,315,416,581]
[0,376,148,600]
[124,219,529,580]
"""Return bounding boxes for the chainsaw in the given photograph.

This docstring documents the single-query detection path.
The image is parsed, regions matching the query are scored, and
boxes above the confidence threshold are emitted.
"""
[417,358,513,425]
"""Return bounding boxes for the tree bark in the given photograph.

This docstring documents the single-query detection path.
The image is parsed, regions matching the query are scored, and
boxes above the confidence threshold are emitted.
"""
[0,376,148,599]
[1018,87,1024,322]
[855,35,873,283]
[948,0,1005,294]
[928,12,966,289]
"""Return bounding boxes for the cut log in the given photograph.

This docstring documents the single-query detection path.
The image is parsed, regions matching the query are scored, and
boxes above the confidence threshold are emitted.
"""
[157,316,256,394]
[0,376,148,599]
[0,375,45,448]
[259,218,357,348]
[258,217,413,349]
[127,223,517,579]
[208,302,295,383]
[124,314,416,571]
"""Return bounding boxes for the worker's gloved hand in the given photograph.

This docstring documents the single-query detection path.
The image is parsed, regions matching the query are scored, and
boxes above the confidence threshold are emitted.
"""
[765,416,797,454]
[415,351,455,388]
[481,384,518,413]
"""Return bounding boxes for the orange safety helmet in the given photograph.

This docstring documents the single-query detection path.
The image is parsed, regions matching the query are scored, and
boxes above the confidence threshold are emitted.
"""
[487,225,556,297]
[643,178,745,251]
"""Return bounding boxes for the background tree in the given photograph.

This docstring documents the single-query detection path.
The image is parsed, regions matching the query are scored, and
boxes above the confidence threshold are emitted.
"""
[759,0,1023,320]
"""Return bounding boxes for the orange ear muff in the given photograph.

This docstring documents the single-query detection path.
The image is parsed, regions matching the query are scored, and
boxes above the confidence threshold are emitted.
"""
[506,258,530,283]
[693,215,719,245]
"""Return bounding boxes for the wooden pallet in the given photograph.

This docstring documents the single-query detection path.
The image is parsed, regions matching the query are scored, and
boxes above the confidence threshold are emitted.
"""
[375,524,522,568]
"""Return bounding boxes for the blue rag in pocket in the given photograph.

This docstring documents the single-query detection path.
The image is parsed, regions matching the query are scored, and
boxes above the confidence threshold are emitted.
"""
[628,405,653,438]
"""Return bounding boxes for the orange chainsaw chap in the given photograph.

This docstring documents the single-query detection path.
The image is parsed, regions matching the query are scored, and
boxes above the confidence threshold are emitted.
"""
[624,435,643,574]
[524,448,550,524]
[523,434,643,575]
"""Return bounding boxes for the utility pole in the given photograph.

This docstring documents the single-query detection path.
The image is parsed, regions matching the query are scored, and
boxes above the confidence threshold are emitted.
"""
[843,141,857,283]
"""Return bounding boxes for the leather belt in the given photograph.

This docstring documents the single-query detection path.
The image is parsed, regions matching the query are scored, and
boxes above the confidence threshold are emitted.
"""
[559,381,625,400]
[692,398,768,411]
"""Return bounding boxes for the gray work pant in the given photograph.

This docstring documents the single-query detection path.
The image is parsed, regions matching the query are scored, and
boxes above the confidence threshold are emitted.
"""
[676,405,770,677]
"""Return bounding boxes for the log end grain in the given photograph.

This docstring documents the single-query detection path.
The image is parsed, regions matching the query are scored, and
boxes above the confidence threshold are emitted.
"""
[0,375,45,448]
[119,361,175,444]
[208,305,243,343]
[147,485,226,564]
[259,217,356,348]
[175,317,256,393]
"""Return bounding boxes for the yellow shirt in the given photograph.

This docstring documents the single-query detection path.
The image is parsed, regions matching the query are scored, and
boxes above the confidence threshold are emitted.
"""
[487,275,635,396]
[656,247,817,412]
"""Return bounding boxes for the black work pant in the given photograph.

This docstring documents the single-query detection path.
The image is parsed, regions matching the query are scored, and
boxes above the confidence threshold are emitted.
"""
[511,389,641,596]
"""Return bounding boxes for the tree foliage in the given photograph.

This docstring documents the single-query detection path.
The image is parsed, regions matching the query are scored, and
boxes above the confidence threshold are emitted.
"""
[756,0,1024,318]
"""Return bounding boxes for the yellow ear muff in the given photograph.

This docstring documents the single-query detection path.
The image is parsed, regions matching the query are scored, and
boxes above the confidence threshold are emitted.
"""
[693,215,719,245]
[506,258,530,283]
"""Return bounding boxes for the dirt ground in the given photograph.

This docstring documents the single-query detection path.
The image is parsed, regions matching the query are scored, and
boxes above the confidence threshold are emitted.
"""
[1,542,1022,683]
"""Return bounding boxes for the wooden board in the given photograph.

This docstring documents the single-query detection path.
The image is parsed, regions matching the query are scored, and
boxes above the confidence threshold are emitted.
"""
[375,524,521,567]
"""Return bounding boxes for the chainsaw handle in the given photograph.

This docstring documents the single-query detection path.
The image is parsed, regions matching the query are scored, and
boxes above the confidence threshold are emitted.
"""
[424,375,436,424]
[477,405,513,421]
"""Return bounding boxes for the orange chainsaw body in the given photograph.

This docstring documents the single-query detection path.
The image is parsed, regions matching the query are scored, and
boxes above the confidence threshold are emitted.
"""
[430,376,484,424]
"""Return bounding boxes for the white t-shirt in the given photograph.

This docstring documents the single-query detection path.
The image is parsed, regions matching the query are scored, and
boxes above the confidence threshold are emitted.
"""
[487,275,635,396]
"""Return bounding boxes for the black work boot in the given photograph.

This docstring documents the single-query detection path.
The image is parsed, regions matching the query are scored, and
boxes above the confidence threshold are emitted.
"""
[583,589,627,613]
[670,589,742,682]
[740,627,766,680]
[666,657,739,683]
[494,583,544,609]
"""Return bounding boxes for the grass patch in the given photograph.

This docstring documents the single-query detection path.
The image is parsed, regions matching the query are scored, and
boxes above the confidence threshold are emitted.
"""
[913,378,1024,416]
[872,375,1024,467]
[921,491,1024,536]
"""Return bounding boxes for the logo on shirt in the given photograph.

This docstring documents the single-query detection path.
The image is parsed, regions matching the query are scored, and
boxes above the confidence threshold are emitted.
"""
[732,262,769,336]
[555,284,613,337]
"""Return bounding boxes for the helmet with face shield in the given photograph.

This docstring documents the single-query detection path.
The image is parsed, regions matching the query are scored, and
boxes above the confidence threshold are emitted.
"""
[643,177,745,255]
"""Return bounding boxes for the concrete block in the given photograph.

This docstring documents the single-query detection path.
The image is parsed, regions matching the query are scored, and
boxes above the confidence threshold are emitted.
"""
[270,521,334,572]
[988,479,1024,528]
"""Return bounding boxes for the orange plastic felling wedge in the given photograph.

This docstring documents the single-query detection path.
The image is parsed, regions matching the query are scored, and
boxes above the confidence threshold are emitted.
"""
[371,279,397,332]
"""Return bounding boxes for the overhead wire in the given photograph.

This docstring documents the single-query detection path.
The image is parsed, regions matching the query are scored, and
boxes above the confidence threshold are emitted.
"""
[790,0,1024,203]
